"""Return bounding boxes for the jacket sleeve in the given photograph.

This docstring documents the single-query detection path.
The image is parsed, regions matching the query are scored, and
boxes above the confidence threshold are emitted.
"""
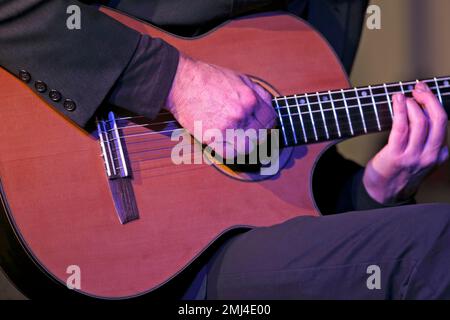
[0,0,178,128]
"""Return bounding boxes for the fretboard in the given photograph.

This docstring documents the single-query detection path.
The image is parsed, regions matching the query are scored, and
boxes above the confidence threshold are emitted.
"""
[273,76,450,147]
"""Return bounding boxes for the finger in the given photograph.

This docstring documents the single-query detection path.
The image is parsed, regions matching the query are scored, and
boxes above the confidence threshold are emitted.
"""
[239,75,276,128]
[253,96,277,129]
[252,81,272,103]
[388,93,409,152]
[224,123,259,156]
[250,82,277,129]
[405,97,429,155]
[412,82,448,154]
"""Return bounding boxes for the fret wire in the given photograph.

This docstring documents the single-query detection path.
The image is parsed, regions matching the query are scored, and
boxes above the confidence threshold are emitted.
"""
[116,91,450,144]
[115,92,450,142]
[276,82,445,113]
[368,85,381,131]
[121,88,443,139]
[280,98,397,118]
[296,115,395,142]
[434,77,443,104]
[316,92,329,139]
[354,88,367,133]
[274,98,288,145]
[328,90,341,138]
[383,83,394,118]
[273,78,442,103]
[121,112,390,149]
[107,77,450,127]
[121,94,417,138]
[294,94,308,143]
[399,81,405,94]
[299,112,393,124]
[112,79,450,145]
[273,76,450,108]
[283,96,298,144]
[304,93,318,141]
[298,110,393,126]
[341,89,354,136]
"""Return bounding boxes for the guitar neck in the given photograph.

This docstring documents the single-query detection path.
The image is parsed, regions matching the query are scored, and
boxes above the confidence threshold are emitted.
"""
[274,76,450,146]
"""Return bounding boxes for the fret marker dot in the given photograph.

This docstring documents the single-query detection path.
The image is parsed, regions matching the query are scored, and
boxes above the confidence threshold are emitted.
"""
[361,91,367,97]
[444,80,449,87]
[322,96,328,102]
[408,85,414,91]
[300,99,306,104]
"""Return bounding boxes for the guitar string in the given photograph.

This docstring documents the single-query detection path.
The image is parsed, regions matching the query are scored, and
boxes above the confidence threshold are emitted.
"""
[131,164,212,174]
[98,93,450,176]
[120,104,447,173]
[114,92,450,160]
[104,78,450,125]
[127,146,282,173]
[105,79,450,174]
[106,84,450,135]
[121,111,403,164]
[106,91,450,142]
[272,77,450,103]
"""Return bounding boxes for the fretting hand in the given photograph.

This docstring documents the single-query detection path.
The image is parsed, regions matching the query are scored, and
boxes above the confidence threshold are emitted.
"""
[363,82,449,204]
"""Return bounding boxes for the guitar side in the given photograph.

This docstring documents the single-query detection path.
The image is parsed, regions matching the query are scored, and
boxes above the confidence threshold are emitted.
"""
[0,11,348,298]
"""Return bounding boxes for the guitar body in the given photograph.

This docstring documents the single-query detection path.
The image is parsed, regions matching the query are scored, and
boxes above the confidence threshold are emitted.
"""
[0,10,348,299]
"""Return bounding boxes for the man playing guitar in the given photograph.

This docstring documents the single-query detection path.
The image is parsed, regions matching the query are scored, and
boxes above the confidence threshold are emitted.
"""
[1,0,449,299]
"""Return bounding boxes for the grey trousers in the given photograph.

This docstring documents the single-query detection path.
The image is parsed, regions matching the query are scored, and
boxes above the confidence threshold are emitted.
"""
[205,203,450,299]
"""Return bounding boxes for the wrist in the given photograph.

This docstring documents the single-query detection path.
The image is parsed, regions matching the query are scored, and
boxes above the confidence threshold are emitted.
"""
[165,53,191,114]
[362,165,395,205]
[363,165,416,205]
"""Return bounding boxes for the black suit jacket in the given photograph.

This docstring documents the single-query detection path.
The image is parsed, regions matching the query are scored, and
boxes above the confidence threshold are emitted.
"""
[0,0,368,127]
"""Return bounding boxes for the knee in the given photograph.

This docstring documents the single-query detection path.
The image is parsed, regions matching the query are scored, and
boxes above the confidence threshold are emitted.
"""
[411,203,450,226]
[402,203,450,249]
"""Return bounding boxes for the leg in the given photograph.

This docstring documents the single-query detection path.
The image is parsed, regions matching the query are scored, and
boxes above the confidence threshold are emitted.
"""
[206,203,450,299]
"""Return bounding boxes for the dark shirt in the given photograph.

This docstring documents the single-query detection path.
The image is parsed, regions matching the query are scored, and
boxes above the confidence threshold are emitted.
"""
[107,35,179,121]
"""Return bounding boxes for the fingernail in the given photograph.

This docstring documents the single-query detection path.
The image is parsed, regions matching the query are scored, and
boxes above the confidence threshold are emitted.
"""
[416,82,430,92]
[396,93,405,104]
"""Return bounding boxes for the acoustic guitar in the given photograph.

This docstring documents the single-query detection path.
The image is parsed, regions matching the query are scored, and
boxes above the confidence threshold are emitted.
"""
[0,8,449,299]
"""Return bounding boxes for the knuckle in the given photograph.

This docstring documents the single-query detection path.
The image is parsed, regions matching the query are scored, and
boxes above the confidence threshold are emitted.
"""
[414,118,428,132]
[413,113,427,126]
[232,107,247,121]
[241,89,258,107]
[436,112,448,127]
[388,154,404,167]
[420,154,438,168]
[393,121,408,134]
[400,154,419,169]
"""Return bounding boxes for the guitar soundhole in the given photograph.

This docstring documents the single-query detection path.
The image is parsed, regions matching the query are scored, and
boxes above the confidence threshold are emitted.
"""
[208,141,294,181]
[207,75,293,181]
